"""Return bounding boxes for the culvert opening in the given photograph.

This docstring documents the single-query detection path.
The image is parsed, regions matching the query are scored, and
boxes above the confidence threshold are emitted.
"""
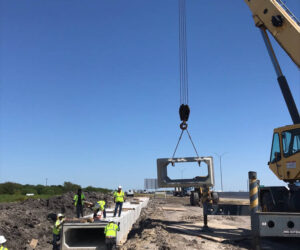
[65,227,106,248]
[167,161,209,180]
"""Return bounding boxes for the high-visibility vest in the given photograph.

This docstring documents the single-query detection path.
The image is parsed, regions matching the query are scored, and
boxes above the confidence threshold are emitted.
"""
[104,222,119,237]
[97,200,106,210]
[53,219,62,235]
[0,246,8,250]
[114,191,125,202]
[73,194,85,206]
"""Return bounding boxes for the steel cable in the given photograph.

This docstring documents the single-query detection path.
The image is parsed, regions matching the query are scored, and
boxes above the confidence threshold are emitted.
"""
[172,130,184,158]
[179,0,188,105]
[171,0,200,160]
[172,129,199,159]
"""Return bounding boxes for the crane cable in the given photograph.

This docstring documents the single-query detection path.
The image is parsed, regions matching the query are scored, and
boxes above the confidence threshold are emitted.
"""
[179,0,188,106]
[172,0,199,159]
[179,0,190,122]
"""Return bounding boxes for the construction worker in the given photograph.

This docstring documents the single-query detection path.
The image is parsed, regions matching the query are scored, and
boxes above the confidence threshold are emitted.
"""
[0,235,8,250]
[52,213,65,250]
[73,188,85,218]
[113,186,125,217]
[93,199,107,219]
[104,219,120,250]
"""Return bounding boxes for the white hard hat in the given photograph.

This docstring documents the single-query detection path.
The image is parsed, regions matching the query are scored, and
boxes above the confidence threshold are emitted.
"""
[0,236,7,244]
[118,185,122,189]
[108,218,114,223]
[57,213,64,218]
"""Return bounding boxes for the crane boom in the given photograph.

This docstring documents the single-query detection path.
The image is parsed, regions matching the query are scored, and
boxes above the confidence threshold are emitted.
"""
[244,0,300,68]
[245,0,300,124]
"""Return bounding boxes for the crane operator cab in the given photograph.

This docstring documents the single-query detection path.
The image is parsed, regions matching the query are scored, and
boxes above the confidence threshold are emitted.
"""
[269,124,300,182]
[261,124,300,213]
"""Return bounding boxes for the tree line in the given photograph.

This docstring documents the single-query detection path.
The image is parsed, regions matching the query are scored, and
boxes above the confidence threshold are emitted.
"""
[0,181,111,195]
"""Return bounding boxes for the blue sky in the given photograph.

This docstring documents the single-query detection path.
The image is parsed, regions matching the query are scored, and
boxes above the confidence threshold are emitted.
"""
[1,0,299,191]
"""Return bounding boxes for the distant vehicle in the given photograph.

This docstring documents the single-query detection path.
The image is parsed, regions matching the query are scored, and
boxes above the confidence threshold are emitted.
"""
[142,189,148,194]
[26,193,35,196]
[126,189,134,197]
[186,189,192,196]
[173,187,192,197]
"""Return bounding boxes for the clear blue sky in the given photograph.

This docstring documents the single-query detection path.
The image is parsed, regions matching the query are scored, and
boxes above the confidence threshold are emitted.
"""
[1,0,299,191]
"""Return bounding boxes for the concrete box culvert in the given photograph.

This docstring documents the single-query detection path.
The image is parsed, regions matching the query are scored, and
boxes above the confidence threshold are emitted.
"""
[61,197,149,250]
[63,223,107,249]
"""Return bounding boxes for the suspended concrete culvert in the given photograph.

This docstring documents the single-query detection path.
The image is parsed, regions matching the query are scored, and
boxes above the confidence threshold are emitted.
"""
[61,197,149,250]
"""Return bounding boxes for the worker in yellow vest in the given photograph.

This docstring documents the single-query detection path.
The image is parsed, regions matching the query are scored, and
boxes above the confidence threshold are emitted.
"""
[52,213,65,250]
[0,235,8,250]
[104,219,120,250]
[73,188,85,218]
[113,186,125,217]
[93,199,107,219]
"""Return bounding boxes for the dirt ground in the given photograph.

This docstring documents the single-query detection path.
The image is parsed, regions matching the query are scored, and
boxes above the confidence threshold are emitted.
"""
[0,192,112,249]
[121,196,300,250]
[1,194,300,249]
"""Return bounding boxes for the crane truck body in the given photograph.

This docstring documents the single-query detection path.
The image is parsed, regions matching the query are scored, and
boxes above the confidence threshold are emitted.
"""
[245,0,300,240]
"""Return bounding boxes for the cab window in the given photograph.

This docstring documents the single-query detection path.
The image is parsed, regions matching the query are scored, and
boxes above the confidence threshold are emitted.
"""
[293,135,300,153]
[282,129,300,157]
[282,131,292,155]
[270,133,280,163]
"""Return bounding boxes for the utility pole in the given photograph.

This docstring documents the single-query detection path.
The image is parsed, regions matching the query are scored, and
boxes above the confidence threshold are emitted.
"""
[214,152,228,192]
[179,168,186,196]
[180,169,186,179]
[46,178,48,186]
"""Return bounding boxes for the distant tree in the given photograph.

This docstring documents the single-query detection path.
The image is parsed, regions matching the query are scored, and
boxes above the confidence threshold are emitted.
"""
[0,182,110,197]
[0,182,23,195]
[48,185,64,195]
[63,182,81,192]
[84,186,111,193]
[21,184,37,195]
[21,187,37,195]
[35,184,45,195]
[84,186,98,192]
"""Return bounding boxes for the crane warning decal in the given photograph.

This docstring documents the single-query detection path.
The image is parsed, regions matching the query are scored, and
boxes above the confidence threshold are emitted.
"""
[286,162,296,169]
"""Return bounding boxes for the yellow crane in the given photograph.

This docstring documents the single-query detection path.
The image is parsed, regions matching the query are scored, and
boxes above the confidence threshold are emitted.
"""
[244,0,300,240]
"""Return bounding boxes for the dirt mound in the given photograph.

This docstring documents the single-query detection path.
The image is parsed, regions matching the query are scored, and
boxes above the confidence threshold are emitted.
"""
[121,198,207,250]
[123,217,201,250]
[0,192,112,249]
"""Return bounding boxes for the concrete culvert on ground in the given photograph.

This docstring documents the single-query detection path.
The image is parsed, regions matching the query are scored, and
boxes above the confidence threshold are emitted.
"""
[64,227,106,249]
